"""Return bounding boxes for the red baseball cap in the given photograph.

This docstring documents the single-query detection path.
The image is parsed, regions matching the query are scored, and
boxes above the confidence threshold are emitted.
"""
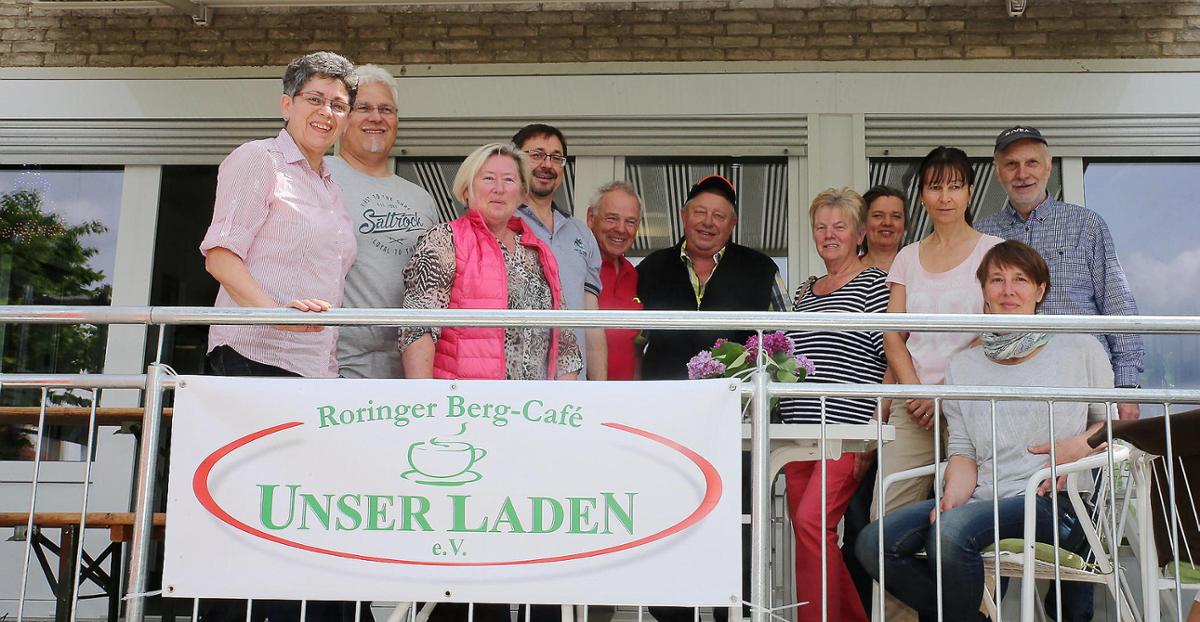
[686,175,737,210]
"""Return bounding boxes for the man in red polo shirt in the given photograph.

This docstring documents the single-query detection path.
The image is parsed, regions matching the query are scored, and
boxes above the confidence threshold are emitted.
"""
[586,181,644,380]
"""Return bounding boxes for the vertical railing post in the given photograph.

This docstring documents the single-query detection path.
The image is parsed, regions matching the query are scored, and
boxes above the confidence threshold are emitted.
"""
[126,362,168,622]
[750,367,771,622]
[1103,402,1122,622]
[1135,450,1160,622]
[1161,403,1184,621]
[16,387,50,622]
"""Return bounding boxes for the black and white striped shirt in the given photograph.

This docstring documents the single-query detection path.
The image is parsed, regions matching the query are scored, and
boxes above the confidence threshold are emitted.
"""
[779,268,889,425]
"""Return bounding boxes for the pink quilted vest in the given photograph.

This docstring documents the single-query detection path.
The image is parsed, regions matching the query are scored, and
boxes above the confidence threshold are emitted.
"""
[433,210,564,380]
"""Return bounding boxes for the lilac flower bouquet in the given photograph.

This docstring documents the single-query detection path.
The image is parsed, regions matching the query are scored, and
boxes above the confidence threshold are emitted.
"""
[687,331,815,384]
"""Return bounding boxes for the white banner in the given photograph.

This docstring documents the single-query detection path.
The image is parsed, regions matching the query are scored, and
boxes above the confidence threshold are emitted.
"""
[163,376,742,607]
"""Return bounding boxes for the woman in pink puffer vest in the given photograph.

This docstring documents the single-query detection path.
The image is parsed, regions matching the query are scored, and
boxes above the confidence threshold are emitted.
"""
[399,142,582,381]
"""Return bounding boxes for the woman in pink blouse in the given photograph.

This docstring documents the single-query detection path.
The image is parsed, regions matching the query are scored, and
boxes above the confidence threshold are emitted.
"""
[873,146,1006,573]
[197,52,370,622]
[870,147,1004,620]
[200,52,358,380]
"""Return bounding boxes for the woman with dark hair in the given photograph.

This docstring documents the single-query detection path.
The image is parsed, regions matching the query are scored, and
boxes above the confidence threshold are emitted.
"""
[858,240,1112,621]
[871,147,1004,619]
[860,185,907,272]
[841,184,907,613]
[201,51,357,380]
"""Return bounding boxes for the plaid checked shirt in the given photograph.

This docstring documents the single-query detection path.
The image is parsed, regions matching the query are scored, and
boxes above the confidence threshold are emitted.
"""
[975,195,1146,386]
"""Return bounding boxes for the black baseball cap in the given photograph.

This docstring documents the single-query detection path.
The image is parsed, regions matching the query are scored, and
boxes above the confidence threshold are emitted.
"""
[686,175,737,209]
[994,126,1048,153]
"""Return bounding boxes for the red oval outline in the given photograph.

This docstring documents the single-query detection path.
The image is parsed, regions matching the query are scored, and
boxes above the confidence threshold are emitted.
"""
[192,420,722,566]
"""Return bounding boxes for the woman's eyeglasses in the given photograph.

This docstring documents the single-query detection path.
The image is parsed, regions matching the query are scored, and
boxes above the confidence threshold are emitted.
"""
[295,91,351,116]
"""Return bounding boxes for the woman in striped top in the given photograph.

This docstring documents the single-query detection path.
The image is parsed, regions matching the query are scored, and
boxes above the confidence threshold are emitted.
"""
[780,188,889,622]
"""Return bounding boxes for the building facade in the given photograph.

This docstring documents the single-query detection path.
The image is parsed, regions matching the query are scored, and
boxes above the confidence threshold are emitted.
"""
[3,0,1200,616]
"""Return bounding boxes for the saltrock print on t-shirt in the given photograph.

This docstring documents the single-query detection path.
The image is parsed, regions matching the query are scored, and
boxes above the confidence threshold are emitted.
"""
[357,192,434,258]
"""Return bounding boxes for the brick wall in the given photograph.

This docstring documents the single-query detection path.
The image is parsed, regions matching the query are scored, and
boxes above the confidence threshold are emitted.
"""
[2,0,1199,68]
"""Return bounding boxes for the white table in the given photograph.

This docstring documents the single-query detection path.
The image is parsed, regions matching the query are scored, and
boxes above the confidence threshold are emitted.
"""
[741,423,896,477]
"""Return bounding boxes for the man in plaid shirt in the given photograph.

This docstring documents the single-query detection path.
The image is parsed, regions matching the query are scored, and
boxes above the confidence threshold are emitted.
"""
[976,125,1145,622]
[976,125,1145,421]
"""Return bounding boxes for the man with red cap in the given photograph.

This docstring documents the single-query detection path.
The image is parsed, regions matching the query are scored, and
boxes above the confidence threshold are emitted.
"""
[637,174,786,381]
[637,174,786,622]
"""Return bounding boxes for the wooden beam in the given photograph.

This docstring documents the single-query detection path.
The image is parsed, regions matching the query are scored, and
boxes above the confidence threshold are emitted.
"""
[0,407,172,425]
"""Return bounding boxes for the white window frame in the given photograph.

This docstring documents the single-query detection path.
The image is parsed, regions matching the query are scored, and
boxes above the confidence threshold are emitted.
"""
[4,59,1200,483]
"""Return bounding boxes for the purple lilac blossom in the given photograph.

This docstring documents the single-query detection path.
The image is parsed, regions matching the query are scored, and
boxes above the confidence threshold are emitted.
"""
[762,331,794,356]
[712,338,729,349]
[744,334,760,361]
[796,354,816,377]
[687,351,728,379]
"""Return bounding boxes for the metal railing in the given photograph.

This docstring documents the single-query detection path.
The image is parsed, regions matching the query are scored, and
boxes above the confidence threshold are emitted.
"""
[3,305,1200,622]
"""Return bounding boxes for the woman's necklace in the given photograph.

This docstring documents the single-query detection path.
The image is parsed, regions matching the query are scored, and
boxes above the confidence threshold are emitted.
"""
[495,230,517,252]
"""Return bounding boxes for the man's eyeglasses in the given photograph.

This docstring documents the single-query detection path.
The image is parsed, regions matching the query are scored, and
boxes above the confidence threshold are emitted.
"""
[295,91,351,116]
[525,150,567,167]
[351,103,398,117]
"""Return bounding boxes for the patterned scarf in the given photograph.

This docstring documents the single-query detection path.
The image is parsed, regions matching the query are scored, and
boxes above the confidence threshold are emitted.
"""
[980,331,1051,362]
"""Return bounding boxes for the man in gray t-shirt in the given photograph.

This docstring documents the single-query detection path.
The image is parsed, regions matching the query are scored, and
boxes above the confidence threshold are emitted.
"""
[328,65,437,379]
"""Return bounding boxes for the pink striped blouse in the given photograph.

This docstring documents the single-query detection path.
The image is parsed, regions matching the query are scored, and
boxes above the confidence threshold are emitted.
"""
[200,129,357,378]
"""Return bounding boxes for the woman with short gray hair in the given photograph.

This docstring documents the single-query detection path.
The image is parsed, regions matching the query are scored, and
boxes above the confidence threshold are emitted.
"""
[199,51,373,622]
[201,51,357,380]
[780,187,888,622]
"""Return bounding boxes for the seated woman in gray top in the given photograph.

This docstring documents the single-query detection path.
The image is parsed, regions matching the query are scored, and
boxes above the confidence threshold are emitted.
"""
[856,240,1113,622]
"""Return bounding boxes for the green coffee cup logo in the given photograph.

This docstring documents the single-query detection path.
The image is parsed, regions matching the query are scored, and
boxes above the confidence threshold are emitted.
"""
[402,424,486,486]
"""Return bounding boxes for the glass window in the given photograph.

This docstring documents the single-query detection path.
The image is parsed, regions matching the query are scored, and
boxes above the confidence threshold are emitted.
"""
[1083,161,1200,396]
[624,157,788,260]
[149,159,578,377]
[396,157,576,224]
[146,166,220,376]
[868,157,1063,245]
[0,166,122,461]
[397,156,789,271]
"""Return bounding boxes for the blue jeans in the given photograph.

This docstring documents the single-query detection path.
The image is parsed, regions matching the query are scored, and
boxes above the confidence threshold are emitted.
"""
[856,495,1070,622]
[1044,504,1095,622]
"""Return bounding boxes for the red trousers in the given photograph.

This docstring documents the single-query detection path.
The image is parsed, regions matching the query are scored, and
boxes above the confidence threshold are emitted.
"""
[783,455,868,622]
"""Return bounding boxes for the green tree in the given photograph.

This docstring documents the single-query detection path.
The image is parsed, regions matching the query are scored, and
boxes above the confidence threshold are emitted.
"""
[1,188,110,458]
[2,189,107,301]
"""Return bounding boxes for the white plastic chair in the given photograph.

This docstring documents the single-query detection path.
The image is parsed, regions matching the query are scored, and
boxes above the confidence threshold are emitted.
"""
[1127,449,1200,622]
[1091,408,1200,622]
[878,444,1134,622]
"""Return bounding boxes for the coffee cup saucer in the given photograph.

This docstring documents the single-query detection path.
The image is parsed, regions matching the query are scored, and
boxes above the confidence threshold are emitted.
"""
[401,469,481,486]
